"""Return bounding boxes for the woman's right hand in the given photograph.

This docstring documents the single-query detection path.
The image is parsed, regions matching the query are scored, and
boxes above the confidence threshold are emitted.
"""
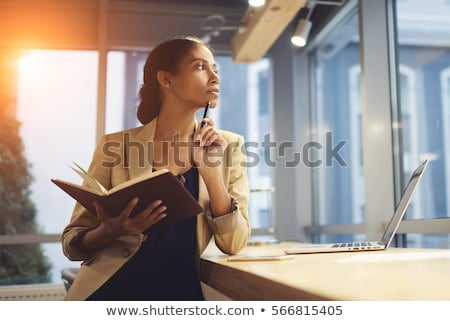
[79,198,167,253]
[94,198,167,238]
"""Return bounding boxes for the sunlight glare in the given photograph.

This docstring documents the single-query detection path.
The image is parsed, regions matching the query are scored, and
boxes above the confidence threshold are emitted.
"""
[19,52,35,73]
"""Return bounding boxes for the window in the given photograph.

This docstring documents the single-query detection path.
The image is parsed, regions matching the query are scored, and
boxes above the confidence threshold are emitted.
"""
[303,0,450,247]
[395,0,450,247]
[309,10,362,243]
[8,50,98,284]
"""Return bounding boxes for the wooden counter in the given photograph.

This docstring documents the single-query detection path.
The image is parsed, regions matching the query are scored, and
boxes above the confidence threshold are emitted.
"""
[200,241,450,300]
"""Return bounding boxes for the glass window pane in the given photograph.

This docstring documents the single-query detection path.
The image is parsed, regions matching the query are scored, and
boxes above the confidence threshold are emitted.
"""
[14,49,98,283]
[310,11,362,242]
[106,51,145,133]
[396,0,450,248]
[396,0,450,227]
[406,234,450,249]
[215,56,274,231]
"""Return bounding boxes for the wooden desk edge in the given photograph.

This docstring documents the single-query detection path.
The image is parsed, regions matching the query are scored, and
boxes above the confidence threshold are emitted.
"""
[199,258,330,301]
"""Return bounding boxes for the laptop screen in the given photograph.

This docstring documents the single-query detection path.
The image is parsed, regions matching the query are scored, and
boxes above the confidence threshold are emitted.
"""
[380,159,430,246]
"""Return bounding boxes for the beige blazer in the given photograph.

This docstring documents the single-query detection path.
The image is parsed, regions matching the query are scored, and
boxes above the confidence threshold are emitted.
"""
[61,117,250,300]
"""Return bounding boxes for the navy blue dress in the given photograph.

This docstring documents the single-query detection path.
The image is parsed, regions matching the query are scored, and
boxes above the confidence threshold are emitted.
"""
[87,167,204,301]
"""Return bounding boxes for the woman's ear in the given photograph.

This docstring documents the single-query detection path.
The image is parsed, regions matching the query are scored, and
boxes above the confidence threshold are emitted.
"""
[156,71,172,88]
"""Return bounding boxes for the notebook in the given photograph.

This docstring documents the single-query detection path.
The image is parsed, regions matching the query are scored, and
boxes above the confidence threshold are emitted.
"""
[285,158,430,255]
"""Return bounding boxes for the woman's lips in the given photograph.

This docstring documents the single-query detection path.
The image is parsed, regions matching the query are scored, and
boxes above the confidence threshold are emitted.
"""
[207,88,220,95]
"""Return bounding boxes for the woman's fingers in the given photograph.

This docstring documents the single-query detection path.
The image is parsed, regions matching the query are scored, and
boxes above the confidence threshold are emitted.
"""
[195,126,225,148]
[94,197,139,221]
[143,211,167,229]
[121,198,140,219]
[93,197,168,235]
[127,199,166,230]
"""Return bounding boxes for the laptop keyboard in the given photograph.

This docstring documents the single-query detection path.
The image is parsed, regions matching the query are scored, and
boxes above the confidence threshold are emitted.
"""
[331,242,374,248]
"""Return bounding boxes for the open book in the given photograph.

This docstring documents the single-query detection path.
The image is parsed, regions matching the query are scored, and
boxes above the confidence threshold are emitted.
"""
[51,163,204,232]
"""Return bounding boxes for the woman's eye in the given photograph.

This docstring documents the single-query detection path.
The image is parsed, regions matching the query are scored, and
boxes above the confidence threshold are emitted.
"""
[196,63,218,74]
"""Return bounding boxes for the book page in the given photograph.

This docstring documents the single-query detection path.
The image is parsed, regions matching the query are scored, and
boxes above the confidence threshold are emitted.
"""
[70,162,108,194]
[69,162,170,195]
[51,178,104,196]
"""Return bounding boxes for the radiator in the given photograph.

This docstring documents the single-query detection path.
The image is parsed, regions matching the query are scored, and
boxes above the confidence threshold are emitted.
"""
[0,284,66,301]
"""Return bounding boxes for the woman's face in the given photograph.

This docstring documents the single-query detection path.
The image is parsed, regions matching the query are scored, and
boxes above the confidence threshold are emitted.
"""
[168,44,220,108]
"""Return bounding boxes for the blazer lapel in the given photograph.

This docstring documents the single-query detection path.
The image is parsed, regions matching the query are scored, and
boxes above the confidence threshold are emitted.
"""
[126,117,158,180]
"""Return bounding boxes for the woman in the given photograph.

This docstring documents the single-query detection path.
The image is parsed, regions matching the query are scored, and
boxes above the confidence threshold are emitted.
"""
[61,36,250,300]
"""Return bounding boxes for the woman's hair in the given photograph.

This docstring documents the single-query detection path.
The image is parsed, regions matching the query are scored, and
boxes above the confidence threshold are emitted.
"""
[137,35,212,125]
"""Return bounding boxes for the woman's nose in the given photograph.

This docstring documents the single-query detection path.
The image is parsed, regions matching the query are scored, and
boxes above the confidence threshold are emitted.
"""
[210,72,220,84]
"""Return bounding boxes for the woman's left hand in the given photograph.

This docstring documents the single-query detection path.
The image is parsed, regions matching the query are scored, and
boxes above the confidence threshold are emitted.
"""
[192,118,234,217]
[192,118,228,172]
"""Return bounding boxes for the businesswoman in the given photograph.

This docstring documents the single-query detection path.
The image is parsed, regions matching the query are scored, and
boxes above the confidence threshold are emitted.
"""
[61,36,250,300]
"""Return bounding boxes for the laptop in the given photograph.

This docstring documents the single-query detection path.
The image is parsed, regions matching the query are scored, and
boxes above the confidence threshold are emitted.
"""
[285,158,430,255]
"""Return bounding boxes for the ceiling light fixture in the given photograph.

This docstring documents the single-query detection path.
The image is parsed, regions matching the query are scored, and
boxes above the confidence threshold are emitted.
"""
[291,18,313,47]
[248,0,266,7]
[291,0,345,47]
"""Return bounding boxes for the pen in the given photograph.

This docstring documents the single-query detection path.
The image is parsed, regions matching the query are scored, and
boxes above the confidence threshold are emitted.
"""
[200,101,210,128]
[194,101,210,147]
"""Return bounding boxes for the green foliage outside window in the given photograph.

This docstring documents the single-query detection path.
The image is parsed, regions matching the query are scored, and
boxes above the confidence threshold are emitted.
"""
[0,52,51,285]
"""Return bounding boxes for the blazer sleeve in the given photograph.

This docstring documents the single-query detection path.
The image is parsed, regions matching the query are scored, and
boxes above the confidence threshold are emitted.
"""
[60,134,114,261]
[205,133,251,254]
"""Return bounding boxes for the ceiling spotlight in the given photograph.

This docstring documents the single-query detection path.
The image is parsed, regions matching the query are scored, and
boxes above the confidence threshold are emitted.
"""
[291,0,346,47]
[248,0,266,7]
[291,19,312,47]
[291,1,315,48]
